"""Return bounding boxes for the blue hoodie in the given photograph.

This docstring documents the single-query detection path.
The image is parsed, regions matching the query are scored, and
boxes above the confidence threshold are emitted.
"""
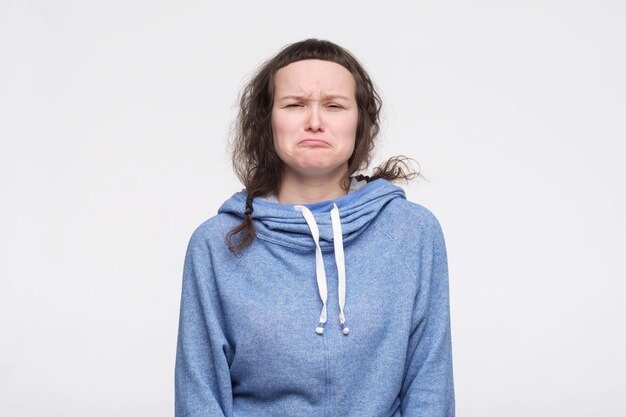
[175,179,455,417]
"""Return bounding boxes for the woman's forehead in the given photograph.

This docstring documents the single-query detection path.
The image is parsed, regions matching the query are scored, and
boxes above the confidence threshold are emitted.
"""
[274,60,356,96]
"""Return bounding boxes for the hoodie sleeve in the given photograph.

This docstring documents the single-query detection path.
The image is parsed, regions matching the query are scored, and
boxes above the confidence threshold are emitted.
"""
[400,215,455,417]
[175,230,233,417]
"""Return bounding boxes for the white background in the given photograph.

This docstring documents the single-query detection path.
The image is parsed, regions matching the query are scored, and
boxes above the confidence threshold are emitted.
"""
[1,1,625,416]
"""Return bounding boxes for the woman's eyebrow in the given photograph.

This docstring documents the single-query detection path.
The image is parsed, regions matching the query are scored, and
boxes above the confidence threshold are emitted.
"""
[324,94,351,101]
[277,94,309,101]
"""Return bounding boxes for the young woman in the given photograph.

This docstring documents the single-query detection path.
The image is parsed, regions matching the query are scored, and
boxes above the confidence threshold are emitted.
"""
[175,39,455,417]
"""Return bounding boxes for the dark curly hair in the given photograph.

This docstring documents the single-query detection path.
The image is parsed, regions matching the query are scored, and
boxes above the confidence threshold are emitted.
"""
[227,39,417,252]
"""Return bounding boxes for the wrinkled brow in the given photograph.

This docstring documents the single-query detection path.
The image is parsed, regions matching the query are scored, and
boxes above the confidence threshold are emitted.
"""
[277,94,352,101]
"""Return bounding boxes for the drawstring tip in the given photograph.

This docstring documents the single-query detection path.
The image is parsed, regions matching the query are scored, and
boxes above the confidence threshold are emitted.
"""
[341,323,350,335]
[315,323,325,335]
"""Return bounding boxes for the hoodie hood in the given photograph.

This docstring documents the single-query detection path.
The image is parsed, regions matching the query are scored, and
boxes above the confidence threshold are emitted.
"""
[218,179,406,251]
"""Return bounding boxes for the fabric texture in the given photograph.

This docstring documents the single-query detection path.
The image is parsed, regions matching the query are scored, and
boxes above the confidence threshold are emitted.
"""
[175,179,455,417]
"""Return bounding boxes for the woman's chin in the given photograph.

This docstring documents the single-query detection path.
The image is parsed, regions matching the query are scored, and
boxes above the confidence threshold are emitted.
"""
[287,162,348,180]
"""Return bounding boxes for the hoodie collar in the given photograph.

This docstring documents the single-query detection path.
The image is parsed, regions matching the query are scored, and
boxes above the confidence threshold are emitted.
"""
[218,179,406,251]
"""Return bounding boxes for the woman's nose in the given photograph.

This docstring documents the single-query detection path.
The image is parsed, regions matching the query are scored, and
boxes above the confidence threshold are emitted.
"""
[305,106,323,132]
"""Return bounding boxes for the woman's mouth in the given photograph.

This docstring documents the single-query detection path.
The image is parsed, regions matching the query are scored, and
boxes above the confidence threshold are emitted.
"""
[298,139,330,147]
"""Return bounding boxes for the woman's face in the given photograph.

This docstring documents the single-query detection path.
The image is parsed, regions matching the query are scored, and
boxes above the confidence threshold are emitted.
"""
[271,59,358,182]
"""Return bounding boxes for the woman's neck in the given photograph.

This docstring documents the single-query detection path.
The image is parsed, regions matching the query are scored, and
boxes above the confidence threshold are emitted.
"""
[276,170,350,205]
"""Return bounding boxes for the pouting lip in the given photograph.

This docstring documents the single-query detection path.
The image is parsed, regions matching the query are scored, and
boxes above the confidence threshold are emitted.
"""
[298,138,331,147]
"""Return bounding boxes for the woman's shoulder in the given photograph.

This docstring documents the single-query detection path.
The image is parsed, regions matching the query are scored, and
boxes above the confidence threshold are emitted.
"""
[188,190,246,240]
[369,198,447,263]
[385,197,444,231]
[186,211,239,250]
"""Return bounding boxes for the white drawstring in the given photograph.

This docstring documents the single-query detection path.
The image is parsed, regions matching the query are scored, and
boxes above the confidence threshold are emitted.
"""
[295,204,349,335]
[330,204,349,335]
[295,205,328,334]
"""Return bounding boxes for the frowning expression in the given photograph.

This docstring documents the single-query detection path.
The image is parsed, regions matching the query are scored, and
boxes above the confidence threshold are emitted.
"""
[271,59,358,181]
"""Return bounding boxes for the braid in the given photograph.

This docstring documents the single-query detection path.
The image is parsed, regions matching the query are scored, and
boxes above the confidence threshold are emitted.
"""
[226,191,257,253]
[244,193,254,216]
